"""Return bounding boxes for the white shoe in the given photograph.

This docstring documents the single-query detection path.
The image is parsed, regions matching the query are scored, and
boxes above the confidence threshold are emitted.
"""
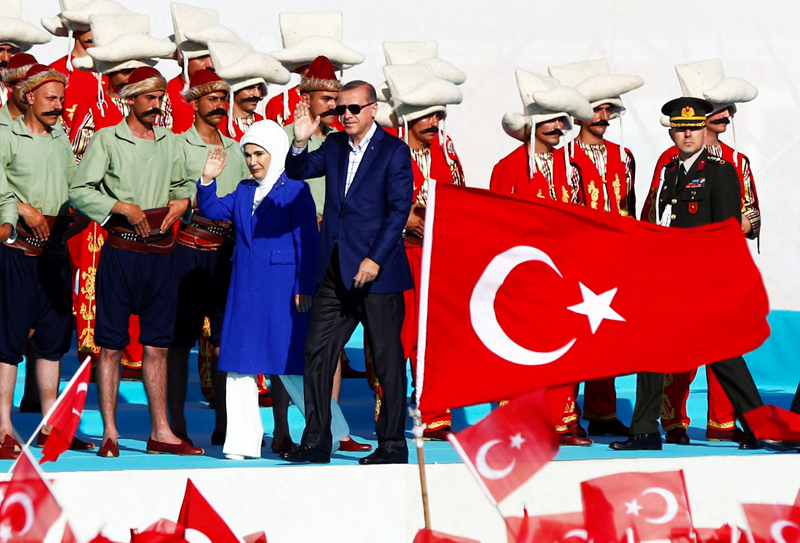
[225,454,245,460]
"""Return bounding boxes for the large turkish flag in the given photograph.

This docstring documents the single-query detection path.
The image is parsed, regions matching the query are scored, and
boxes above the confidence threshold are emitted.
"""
[417,183,769,413]
[0,449,61,542]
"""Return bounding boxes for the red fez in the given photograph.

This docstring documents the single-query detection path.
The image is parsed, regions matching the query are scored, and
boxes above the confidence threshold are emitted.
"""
[127,66,164,87]
[182,68,230,102]
[118,66,168,99]
[1,53,38,84]
[299,56,341,93]
[19,64,67,95]
[7,53,37,71]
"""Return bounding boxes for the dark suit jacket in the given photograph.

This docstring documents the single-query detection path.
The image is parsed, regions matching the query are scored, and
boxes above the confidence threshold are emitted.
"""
[285,124,414,294]
[657,149,741,228]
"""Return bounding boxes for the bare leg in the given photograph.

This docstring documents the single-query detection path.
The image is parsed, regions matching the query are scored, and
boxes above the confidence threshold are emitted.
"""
[36,357,60,434]
[0,362,18,441]
[166,346,190,437]
[211,347,226,434]
[142,346,181,444]
[97,348,122,443]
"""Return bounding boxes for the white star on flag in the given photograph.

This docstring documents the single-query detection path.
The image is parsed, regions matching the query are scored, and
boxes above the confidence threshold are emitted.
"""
[625,498,644,516]
[567,283,625,333]
[509,433,525,449]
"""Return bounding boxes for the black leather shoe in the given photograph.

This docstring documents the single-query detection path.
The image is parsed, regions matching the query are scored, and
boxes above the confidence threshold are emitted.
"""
[609,432,662,451]
[738,434,763,450]
[279,445,330,464]
[588,420,630,437]
[358,449,408,465]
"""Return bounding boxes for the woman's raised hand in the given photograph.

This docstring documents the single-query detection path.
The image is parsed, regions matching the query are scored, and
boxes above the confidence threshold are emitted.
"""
[292,101,320,147]
[201,146,228,185]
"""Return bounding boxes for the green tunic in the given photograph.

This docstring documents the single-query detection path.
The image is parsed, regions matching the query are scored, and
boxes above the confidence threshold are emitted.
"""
[0,172,16,227]
[0,106,13,128]
[69,120,194,224]
[0,117,75,217]
[177,125,249,198]
[284,123,334,217]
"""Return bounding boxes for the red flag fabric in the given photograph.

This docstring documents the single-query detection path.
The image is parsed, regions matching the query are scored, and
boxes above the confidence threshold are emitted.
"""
[742,504,800,543]
[684,524,740,543]
[0,449,62,542]
[131,519,188,543]
[243,533,268,543]
[505,510,587,543]
[581,470,694,543]
[416,183,769,413]
[744,405,800,442]
[61,523,76,543]
[447,389,558,505]
[88,537,122,543]
[177,479,242,543]
[412,528,481,543]
[41,357,92,464]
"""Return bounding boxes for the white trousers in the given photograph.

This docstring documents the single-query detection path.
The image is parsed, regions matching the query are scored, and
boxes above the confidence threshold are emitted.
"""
[223,373,264,458]
[279,374,350,451]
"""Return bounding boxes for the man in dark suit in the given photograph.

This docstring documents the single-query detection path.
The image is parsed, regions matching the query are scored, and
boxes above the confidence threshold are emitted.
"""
[281,80,414,464]
[610,97,765,452]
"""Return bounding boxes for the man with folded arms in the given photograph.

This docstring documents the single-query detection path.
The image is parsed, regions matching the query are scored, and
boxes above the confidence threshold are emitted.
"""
[0,65,92,459]
[69,66,203,458]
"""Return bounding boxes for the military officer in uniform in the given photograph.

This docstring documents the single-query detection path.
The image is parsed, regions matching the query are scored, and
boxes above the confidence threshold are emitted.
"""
[610,97,764,451]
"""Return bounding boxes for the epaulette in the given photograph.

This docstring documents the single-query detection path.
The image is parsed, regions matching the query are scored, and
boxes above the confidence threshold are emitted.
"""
[707,155,726,165]
[665,155,679,171]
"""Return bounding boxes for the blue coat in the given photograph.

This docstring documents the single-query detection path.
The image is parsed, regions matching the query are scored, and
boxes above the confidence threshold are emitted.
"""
[196,173,319,375]
[285,124,414,294]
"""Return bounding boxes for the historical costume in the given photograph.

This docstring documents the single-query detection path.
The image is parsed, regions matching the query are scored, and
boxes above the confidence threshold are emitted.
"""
[548,59,643,436]
[266,12,363,128]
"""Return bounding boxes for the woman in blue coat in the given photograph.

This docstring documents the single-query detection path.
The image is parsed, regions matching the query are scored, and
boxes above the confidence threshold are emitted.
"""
[197,120,318,459]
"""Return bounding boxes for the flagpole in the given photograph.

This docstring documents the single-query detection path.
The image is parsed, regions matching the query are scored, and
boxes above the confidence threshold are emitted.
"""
[410,408,432,530]
[18,356,91,455]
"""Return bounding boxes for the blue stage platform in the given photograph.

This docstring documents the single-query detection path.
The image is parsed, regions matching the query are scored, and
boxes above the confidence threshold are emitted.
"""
[6,311,800,472]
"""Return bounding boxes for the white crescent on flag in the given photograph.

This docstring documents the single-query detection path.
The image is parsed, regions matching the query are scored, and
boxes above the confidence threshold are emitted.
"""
[185,529,214,543]
[563,528,590,542]
[469,246,577,366]
[475,439,516,480]
[770,520,800,543]
[642,487,679,525]
[0,492,35,536]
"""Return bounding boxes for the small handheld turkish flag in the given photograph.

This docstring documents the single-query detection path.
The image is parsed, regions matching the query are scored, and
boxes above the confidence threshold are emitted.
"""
[505,510,587,543]
[416,183,769,414]
[130,519,188,543]
[177,479,244,543]
[40,357,92,464]
[243,532,268,543]
[412,529,481,543]
[581,470,694,543]
[0,448,62,542]
[744,406,800,442]
[447,389,558,505]
[741,504,800,543]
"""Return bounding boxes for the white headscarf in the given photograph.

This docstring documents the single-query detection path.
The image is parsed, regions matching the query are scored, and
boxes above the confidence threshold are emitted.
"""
[240,120,290,213]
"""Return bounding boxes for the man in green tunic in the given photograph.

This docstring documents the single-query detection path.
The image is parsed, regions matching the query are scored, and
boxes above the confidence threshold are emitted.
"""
[0,65,90,458]
[69,66,203,458]
[168,69,249,446]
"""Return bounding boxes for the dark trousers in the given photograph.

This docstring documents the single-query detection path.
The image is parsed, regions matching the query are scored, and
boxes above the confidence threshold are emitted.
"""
[630,356,763,435]
[301,251,408,456]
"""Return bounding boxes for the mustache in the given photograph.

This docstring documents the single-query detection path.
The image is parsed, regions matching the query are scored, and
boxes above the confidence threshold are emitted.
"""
[143,108,161,117]
[320,108,338,118]
[44,109,63,117]
[590,120,610,127]
[243,96,261,103]
[0,62,6,68]
[421,127,439,134]
[544,129,564,137]
[207,108,227,117]
[709,118,730,125]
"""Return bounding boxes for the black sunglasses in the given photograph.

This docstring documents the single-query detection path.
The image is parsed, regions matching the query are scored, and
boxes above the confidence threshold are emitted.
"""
[334,102,376,116]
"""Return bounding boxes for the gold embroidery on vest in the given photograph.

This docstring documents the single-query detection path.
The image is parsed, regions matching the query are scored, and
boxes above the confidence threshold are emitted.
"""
[561,187,569,203]
[537,189,544,199]
[613,175,629,216]
[588,181,599,209]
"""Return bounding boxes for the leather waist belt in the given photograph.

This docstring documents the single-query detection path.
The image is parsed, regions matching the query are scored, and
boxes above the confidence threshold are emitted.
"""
[106,207,175,254]
[176,215,234,251]
[5,215,70,258]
